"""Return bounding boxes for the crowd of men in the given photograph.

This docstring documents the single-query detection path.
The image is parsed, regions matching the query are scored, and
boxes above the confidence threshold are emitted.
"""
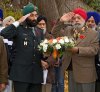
[0,2,100,92]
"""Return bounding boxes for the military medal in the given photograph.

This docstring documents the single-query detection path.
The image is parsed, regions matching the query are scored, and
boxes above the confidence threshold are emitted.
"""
[24,37,28,46]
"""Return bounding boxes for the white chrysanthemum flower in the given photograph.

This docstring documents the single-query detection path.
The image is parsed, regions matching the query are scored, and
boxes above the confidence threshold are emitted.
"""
[55,44,61,50]
[53,39,57,44]
[43,39,48,44]
[69,39,73,43]
[64,37,69,43]
[43,44,48,52]
[58,39,64,45]
[40,43,44,46]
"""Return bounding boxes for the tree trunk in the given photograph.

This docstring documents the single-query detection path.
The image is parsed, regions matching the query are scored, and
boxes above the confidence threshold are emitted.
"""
[55,0,92,17]
[33,0,60,31]
[32,0,92,31]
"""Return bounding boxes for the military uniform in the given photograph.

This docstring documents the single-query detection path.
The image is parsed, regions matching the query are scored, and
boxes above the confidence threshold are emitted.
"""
[1,22,44,92]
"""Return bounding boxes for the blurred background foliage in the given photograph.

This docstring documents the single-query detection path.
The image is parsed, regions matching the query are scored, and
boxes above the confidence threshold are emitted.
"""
[82,0,100,12]
[0,0,22,20]
[0,0,100,20]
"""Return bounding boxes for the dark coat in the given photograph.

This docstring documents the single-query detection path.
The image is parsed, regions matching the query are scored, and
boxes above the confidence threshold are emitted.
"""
[44,31,56,84]
[1,22,44,84]
[95,28,100,81]
[95,54,100,81]
[0,36,8,83]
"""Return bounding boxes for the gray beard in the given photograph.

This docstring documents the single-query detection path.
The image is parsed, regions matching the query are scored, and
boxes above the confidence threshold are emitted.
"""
[72,23,85,33]
[43,29,46,34]
[65,22,85,30]
[73,23,84,29]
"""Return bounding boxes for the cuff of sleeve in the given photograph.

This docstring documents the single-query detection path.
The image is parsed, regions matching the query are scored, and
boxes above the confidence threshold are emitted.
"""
[12,21,20,27]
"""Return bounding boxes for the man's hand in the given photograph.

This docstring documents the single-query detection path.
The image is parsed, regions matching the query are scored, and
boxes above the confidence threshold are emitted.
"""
[18,13,30,23]
[41,60,49,70]
[67,47,79,54]
[0,83,6,91]
[60,12,75,22]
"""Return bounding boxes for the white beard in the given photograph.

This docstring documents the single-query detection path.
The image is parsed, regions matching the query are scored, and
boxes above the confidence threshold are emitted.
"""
[73,21,85,30]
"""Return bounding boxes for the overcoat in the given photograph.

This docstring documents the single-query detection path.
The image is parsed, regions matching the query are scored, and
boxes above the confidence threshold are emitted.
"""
[51,21,99,83]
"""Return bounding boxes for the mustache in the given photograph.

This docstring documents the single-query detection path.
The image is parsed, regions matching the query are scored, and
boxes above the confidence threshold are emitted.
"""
[88,24,95,28]
[72,23,84,29]
[66,23,82,29]
[64,22,85,31]
[65,22,81,27]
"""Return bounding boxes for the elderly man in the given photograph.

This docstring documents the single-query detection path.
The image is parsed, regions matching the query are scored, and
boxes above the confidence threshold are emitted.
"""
[37,15,53,39]
[0,3,47,92]
[3,16,15,27]
[51,8,99,92]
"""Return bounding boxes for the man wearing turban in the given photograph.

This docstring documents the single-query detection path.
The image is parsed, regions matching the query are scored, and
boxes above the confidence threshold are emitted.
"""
[0,3,48,92]
[86,11,100,92]
[51,8,99,92]
[86,11,100,30]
